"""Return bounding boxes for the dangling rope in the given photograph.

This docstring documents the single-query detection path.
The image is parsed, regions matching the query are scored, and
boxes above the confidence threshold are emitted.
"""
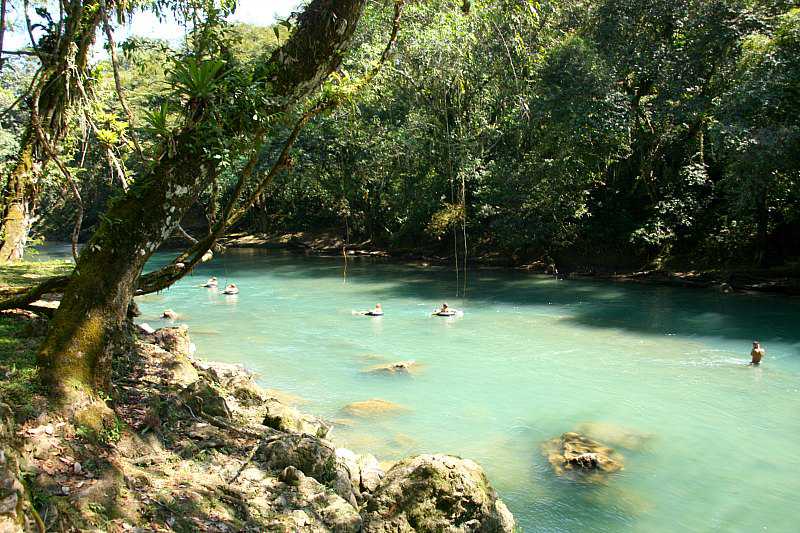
[444,90,460,297]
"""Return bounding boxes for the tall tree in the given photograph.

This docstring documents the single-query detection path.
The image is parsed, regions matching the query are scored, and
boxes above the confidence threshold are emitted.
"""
[0,0,102,261]
[37,0,369,407]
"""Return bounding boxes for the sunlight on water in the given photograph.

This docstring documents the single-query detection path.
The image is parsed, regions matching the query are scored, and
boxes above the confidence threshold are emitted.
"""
[129,249,799,532]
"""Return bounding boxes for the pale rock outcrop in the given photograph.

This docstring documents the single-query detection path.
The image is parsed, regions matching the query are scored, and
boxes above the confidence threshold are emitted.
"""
[268,468,362,532]
[196,361,265,407]
[153,325,194,357]
[362,454,515,532]
[263,398,330,438]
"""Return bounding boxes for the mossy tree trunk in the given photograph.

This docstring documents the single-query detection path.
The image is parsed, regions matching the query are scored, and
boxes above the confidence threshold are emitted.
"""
[0,0,100,262]
[0,132,37,262]
[38,0,367,401]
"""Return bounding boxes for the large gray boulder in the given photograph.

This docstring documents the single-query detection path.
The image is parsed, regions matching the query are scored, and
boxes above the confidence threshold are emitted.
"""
[268,467,362,532]
[362,454,516,532]
[256,434,360,507]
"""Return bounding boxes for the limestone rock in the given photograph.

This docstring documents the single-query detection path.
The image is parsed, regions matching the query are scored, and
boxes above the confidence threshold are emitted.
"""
[146,344,199,387]
[179,379,232,420]
[362,454,515,532]
[153,325,193,357]
[263,398,330,438]
[541,432,624,481]
[161,309,179,320]
[341,399,409,418]
[270,473,362,532]
[256,434,359,507]
[196,361,265,407]
[357,453,384,494]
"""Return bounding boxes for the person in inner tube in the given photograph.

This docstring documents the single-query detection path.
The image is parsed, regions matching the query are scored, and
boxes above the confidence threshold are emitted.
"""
[435,302,454,316]
[365,303,383,316]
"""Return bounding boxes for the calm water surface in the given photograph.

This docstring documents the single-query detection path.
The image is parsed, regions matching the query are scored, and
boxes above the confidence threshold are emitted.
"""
[55,247,800,532]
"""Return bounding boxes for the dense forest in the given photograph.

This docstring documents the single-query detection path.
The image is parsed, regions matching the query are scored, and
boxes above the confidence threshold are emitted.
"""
[3,0,799,272]
[1,2,799,531]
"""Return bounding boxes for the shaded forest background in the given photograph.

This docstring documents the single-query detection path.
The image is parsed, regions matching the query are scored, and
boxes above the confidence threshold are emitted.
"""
[3,0,799,271]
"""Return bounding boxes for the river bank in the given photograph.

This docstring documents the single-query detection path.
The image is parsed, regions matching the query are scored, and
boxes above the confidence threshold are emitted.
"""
[0,310,515,531]
[218,231,800,296]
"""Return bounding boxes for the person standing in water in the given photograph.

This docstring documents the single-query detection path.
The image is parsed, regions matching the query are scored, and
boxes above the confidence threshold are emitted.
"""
[750,341,765,365]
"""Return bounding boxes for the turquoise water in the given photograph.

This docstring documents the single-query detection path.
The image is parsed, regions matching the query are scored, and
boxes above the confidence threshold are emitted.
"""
[126,250,798,531]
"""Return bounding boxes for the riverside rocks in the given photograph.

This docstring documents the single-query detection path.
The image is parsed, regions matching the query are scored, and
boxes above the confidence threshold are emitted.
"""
[5,320,515,531]
[542,432,624,481]
[362,454,516,532]
[256,434,360,506]
[153,325,194,357]
[263,398,330,438]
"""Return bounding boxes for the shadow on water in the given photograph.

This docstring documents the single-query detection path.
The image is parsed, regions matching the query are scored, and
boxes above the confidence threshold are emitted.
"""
[175,250,800,347]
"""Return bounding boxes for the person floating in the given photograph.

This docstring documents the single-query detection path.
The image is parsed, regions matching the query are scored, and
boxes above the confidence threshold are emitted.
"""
[365,303,384,317]
[750,341,765,365]
[203,276,218,288]
[223,283,239,295]
[433,302,457,317]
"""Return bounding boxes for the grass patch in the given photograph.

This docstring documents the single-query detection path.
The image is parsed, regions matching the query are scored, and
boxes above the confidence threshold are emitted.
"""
[0,312,46,421]
[0,259,73,290]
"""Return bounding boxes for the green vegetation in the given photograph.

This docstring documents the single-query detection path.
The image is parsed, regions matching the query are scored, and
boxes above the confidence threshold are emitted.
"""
[0,259,73,289]
[0,312,45,421]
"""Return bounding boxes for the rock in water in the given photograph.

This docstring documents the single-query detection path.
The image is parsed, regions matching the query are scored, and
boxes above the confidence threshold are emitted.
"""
[362,454,516,533]
[161,309,179,320]
[541,432,624,481]
[363,360,419,376]
[341,399,409,418]
[574,422,653,451]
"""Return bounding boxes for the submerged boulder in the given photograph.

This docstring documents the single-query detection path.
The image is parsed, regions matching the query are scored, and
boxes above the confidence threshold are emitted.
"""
[363,360,419,376]
[362,454,515,533]
[256,434,359,507]
[341,399,409,418]
[574,422,653,451]
[542,432,624,481]
[262,398,330,438]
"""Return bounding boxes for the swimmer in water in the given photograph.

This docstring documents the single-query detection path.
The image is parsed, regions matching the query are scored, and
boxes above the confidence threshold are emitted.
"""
[750,341,765,365]
[365,303,383,316]
[434,303,456,316]
[204,276,218,288]
[223,283,239,295]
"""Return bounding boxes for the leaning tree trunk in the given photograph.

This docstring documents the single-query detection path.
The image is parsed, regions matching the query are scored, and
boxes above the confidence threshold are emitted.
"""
[0,133,37,262]
[38,0,368,401]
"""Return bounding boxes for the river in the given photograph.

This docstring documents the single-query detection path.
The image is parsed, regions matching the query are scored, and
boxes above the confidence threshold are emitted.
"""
[42,246,800,531]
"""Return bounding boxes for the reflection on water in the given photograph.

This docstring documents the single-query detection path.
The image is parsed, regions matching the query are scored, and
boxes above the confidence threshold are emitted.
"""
[44,246,795,532]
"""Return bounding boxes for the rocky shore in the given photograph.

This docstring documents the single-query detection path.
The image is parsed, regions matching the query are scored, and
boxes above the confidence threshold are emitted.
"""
[1,320,515,532]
